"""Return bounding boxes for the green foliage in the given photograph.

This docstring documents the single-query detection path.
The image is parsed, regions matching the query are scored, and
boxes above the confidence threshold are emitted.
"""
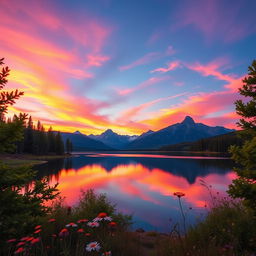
[156,201,256,256]
[0,58,59,249]
[1,190,134,256]
[48,189,132,229]
[228,60,256,213]
[0,162,59,241]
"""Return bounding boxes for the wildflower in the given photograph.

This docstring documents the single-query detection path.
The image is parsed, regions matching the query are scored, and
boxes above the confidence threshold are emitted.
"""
[102,251,112,256]
[173,192,185,198]
[98,212,107,218]
[48,218,56,222]
[34,225,42,230]
[16,242,25,247]
[34,229,42,234]
[14,247,25,254]
[7,239,16,243]
[104,216,112,221]
[31,238,40,245]
[59,228,69,237]
[77,219,88,223]
[77,228,84,233]
[85,241,101,252]
[93,217,101,222]
[66,222,78,228]
[87,221,99,228]
[108,221,117,227]
[26,237,34,242]
[20,236,30,241]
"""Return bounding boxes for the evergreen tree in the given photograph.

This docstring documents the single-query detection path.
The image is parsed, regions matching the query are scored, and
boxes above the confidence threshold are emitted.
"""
[24,116,34,153]
[228,60,256,213]
[0,58,58,240]
[66,138,73,154]
[47,126,55,153]
[55,131,64,155]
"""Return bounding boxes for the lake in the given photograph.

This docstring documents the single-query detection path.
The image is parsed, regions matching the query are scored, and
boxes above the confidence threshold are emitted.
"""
[36,152,236,233]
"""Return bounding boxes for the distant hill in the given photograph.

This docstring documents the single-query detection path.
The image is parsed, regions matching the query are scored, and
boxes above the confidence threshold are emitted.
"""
[126,116,235,150]
[60,132,112,151]
[88,129,138,149]
[160,131,243,153]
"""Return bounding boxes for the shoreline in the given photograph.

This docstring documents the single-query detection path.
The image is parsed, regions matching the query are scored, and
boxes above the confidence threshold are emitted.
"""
[0,153,71,167]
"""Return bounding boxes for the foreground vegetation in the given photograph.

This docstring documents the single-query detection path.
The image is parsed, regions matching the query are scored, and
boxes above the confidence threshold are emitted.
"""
[1,188,255,256]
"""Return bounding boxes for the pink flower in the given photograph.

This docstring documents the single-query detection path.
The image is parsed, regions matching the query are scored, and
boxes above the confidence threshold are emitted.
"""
[77,228,84,233]
[34,225,42,230]
[16,242,25,247]
[48,218,56,223]
[98,212,107,218]
[77,219,88,223]
[59,228,69,237]
[66,222,78,228]
[108,221,117,227]
[34,229,42,234]
[102,252,112,256]
[6,239,16,243]
[87,221,99,228]
[14,247,25,254]
[86,241,101,252]
[31,238,40,245]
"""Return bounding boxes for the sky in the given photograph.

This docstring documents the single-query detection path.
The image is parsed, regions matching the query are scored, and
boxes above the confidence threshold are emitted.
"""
[1,0,256,135]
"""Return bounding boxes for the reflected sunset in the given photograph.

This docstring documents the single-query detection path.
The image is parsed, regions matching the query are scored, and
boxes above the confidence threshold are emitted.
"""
[38,153,235,231]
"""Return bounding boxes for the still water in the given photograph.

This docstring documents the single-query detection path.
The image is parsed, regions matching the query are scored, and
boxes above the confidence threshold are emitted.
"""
[36,152,235,232]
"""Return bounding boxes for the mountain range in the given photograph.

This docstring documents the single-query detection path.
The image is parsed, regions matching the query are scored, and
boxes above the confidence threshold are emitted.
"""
[60,116,234,151]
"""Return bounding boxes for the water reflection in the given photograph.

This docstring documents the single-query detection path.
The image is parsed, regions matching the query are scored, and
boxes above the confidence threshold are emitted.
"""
[35,153,235,232]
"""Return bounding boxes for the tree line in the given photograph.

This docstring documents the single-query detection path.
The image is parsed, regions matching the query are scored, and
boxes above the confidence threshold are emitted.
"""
[160,131,243,153]
[3,115,73,155]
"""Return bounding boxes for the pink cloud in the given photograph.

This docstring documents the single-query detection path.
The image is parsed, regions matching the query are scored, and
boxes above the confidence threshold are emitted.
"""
[187,59,244,92]
[173,0,256,43]
[86,54,110,67]
[151,61,181,73]
[116,93,188,123]
[119,52,160,71]
[117,76,171,96]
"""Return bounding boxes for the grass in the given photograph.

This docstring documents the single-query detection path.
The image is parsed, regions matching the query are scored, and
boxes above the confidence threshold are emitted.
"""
[0,153,70,167]
[1,187,255,255]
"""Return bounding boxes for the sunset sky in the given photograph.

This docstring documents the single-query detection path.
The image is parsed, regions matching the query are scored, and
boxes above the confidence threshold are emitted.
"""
[2,0,256,135]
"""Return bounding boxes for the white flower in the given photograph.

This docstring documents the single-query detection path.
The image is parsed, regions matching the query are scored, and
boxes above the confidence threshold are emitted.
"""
[104,216,112,221]
[65,223,78,228]
[87,221,99,228]
[86,241,101,252]
[93,217,101,222]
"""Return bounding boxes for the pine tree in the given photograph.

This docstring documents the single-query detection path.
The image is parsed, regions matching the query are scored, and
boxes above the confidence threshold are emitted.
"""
[24,116,34,153]
[47,126,55,153]
[228,60,256,213]
[0,58,58,239]
[55,131,64,155]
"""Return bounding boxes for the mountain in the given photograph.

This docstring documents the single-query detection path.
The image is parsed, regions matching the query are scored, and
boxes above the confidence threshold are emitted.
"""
[126,116,235,150]
[160,131,242,153]
[88,129,138,149]
[61,131,112,151]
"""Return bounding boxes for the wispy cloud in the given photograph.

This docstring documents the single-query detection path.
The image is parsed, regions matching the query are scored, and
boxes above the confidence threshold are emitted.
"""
[172,0,256,43]
[119,52,160,71]
[117,76,171,96]
[151,61,181,73]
